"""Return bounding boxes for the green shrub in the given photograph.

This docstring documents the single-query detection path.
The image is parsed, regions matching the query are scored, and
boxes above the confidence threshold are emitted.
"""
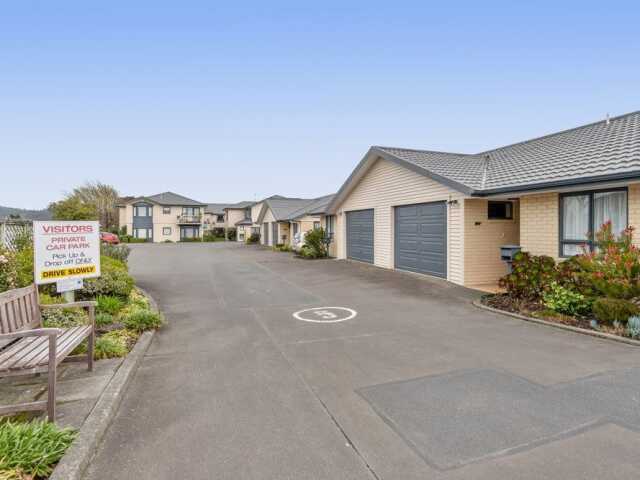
[101,243,130,263]
[94,330,138,359]
[542,282,590,316]
[101,255,128,271]
[39,293,66,305]
[96,295,124,315]
[301,228,328,258]
[273,244,292,252]
[122,308,163,332]
[81,258,133,299]
[592,297,639,325]
[573,223,640,299]
[245,233,260,244]
[179,237,202,242]
[128,289,150,309]
[226,228,237,240]
[627,316,640,338]
[499,252,557,299]
[0,420,76,478]
[41,306,88,328]
[95,312,115,328]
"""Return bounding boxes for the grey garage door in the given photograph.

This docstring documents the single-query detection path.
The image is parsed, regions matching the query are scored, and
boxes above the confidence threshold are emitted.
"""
[346,209,374,263]
[395,202,446,278]
[262,222,269,245]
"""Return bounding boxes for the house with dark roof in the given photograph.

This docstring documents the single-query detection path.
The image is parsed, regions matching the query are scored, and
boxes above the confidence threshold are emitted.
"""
[327,111,640,289]
[204,201,255,241]
[251,195,334,247]
[117,192,206,242]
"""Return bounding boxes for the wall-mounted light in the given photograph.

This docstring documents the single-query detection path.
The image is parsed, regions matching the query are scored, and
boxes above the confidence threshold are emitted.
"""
[447,199,459,206]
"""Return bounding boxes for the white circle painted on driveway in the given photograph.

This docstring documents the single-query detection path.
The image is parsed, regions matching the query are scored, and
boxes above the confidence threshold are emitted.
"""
[293,307,357,323]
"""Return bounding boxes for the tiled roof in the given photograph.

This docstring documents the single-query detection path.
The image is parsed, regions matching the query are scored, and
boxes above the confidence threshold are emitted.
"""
[374,111,640,195]
[143,192,206,206]
[288,194,335,219]
[205,203,232,215]
[264,197,316,221]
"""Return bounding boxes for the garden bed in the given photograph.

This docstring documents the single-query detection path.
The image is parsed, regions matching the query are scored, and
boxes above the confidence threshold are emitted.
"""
[0,241,163,479]
[476,296,640,347]
[484,223,640,344]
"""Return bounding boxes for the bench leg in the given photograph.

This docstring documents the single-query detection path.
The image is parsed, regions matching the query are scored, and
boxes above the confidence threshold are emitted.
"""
[87,332,95,372]
[47,335,57,422]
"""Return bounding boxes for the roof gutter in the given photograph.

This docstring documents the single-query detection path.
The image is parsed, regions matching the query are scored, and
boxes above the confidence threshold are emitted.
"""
[472,171,640,197]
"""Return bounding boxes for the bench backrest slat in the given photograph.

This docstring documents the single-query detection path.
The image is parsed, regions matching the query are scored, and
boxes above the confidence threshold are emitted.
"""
[0,285,42,335]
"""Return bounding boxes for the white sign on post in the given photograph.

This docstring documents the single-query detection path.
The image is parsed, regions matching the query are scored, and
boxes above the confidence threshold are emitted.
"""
[33,221,101,290]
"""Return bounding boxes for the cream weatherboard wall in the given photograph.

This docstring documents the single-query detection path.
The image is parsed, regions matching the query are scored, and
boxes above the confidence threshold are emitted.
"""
[260,208,276,245]
[333,158,466,285]
[153,206,184,242]
[226,208,246,229]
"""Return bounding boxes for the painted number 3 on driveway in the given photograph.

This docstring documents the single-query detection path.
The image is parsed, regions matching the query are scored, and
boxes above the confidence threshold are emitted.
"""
[292,307,357,323]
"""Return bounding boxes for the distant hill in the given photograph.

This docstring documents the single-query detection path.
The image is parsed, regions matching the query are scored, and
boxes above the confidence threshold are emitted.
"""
[0,205,52,221]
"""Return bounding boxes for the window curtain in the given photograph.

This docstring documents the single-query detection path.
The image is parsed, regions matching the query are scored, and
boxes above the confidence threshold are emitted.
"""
[594,191,627,236]
[562,195,589,240]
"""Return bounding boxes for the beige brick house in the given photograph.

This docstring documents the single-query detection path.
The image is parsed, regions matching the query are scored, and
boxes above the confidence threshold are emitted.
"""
[118,192,206,242]
[326,111,640,289]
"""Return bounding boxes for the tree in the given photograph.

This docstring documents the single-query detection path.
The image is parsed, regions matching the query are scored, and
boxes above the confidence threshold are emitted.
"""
[49,196,98,221]
[71,182,120,230]
[48,182,119,228]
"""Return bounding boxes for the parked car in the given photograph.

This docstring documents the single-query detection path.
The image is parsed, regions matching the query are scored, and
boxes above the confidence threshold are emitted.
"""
[100,231,120,244]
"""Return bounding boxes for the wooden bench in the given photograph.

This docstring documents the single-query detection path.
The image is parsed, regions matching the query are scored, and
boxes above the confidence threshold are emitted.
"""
[0,285,96,422]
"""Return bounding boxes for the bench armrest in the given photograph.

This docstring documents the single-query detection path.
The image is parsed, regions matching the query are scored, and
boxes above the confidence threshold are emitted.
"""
[41,301,97,309]
[0,328,62,341]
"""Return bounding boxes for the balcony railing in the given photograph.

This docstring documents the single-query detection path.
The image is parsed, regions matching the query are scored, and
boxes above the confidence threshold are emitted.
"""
[177,215,202,224]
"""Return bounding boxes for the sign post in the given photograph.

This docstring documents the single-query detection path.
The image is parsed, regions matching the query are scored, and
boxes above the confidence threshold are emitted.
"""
[33,221,101,301]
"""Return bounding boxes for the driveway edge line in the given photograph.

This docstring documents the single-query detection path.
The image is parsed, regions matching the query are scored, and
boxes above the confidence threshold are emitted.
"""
[50,288,159,480]
[473,300,640,347]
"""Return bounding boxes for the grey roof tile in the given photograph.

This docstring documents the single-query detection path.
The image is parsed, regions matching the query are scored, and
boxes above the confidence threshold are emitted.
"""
[376,111,640,194]
[130,192,206,206]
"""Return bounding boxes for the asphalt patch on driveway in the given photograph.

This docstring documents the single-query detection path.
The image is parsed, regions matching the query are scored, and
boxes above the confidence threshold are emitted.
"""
[358,369,610,470]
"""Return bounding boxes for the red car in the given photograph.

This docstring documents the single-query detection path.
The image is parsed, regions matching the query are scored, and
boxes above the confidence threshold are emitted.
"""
[100,232,120,244]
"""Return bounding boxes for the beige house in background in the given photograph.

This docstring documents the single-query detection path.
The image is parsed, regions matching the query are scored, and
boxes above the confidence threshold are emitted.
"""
[204,201,254,241]
[118,192,206,242]
[252,195,334,247]
[327,111,640,289]
[223,201,255,241]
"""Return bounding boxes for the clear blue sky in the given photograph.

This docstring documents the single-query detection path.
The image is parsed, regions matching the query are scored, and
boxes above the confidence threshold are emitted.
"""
[2,1,639,209]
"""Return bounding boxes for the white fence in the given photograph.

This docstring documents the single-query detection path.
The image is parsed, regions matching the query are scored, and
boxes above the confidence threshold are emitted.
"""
[0,221,33,251]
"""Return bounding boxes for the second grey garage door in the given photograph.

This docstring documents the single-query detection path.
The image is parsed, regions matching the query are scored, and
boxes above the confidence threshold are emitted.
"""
[395,202,446,278]
[346,209,374,263]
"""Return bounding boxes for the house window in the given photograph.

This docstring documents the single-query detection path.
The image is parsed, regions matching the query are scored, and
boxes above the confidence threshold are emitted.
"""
[488,201,513,220]
[292,223,299,235]
[134,228,152,239]
[313,221,321,230]
[244,208,251,219]
[560,188,628,256]
[163,207,171,214]
[325,215,335,235]
[163,227,172,235]
[182,207,201,216]
[133,205,152,217]
[180,226,200,239]
[216,214,224,223]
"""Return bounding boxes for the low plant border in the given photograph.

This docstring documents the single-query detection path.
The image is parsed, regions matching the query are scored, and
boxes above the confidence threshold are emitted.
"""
[473,299,640,347]
[49,287,160,480]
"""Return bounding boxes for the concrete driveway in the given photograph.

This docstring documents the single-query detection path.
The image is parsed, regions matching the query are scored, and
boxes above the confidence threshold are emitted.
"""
[85,243,640,480]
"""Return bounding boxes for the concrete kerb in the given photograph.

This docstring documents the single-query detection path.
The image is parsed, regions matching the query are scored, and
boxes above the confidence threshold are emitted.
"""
[473,299,640,347]
[50,288,159,480]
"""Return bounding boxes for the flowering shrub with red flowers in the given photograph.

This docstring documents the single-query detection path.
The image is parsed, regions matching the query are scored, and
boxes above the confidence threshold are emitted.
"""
[573,222,640,299]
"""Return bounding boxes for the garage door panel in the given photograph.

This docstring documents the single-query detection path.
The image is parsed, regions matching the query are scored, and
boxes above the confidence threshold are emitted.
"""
[347,210,374,263]
[395,202,446,278]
